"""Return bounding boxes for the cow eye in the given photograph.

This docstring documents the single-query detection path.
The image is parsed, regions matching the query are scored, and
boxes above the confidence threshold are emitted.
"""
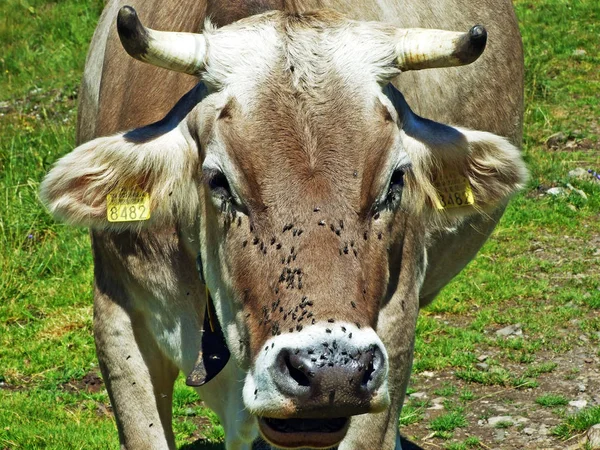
[203,167,248,215]
[204,168,234,202]
[205,168,230,194]
[385,168,405,205]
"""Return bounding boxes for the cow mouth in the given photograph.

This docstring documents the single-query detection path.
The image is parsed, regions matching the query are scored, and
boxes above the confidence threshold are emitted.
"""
[258,416,350,448]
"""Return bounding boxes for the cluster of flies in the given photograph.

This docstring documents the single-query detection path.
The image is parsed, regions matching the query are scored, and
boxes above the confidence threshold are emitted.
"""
[224,195,386,337]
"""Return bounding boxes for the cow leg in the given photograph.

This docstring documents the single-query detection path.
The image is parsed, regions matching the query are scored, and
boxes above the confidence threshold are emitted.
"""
[94,287,179,450]
[197,360,258,450]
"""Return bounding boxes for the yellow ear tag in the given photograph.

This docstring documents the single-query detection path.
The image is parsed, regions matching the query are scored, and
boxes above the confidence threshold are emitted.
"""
[433,175,475,210]
[106,188,151,222]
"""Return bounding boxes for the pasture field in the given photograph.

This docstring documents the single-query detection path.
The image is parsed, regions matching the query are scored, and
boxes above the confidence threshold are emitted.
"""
[1,0,599,448]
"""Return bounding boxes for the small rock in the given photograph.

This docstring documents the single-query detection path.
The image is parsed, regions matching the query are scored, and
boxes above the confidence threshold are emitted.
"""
[0,101,10,113]
[476,362,489,371]
[494,429,507,441]
[569,400,588,409]
[488,416,514,427]
[421,371,435,378]
[567,204,578,212]
[523,427,536,436]
[496,324,522,337]
[539,424,549,436]
[579,384,587,393]
[546,132,567,148]
[573,49,587,57]
[184,408,196,416]
[409,392,428,400]
[586,424,600,449]
[428,397,445,410]
[546,187,567,196]
[569,168,589,179]
[477,354,489,362]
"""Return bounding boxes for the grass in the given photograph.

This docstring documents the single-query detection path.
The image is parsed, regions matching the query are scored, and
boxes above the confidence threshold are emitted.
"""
[430,410,468,434]
[1,0,599,448]
[445,437,481,450]
[536,394,569,408]
[454,367,538,389]
[553,406,600,439]
[434,384,457,397]
[494,421,513,429]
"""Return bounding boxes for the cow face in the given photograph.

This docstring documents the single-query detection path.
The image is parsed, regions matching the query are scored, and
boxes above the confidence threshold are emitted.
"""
[40,8,526,449]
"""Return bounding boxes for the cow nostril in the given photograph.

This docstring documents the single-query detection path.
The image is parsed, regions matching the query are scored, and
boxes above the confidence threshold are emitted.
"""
[360,346,383,388]
[361,358,375,387]
[285,353,311,387]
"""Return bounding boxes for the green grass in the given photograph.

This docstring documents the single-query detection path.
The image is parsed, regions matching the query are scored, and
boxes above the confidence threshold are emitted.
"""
[434,383,457,397]
[1,0,599,448]
[399,404,426,427]
[553,406,600,439]
[445,437,481,450]
[454,367,538,389]
[430,410,468,434]
[458,389,475,402]
[536,394,569,408]
[523,362,558,378]
[494,420,513,429]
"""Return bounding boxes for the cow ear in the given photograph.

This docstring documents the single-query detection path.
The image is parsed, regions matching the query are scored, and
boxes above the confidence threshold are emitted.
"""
[40,124,200,230]
[384,84,527,225]
[40,85,207,230]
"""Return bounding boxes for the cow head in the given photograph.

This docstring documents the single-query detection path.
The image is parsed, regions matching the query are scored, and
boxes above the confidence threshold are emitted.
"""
[40,7,526,448]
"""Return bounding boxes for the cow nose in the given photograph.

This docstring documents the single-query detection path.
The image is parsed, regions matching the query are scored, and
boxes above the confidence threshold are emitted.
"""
[271,340,386,416]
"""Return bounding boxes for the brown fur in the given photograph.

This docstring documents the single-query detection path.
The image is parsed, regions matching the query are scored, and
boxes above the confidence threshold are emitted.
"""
[204,66,399,356]
[43,1,525,448]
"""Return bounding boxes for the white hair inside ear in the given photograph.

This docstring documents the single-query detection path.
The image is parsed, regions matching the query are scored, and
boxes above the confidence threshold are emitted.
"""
[383,83,527,225]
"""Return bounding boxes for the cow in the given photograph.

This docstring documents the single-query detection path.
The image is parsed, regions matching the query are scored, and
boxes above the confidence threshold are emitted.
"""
[40,0,526,449]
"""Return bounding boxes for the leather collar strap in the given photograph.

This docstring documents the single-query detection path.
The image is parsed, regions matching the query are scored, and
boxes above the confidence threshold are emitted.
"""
[186,254,231,386]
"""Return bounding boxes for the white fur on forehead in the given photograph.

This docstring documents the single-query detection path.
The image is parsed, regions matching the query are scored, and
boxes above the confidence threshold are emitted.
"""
[284,15,400,88]
[201,11,399,100]
[202,14,283,93]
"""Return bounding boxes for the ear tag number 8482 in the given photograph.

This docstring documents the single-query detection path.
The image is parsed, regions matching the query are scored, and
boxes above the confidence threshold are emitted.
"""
[106,188,151,222]
[433,175,475,210]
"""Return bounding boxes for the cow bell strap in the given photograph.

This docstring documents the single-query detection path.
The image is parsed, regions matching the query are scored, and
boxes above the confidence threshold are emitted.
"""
[186,254,231,387]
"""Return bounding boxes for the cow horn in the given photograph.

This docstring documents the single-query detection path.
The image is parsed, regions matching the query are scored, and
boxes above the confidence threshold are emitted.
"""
[117,6,206,75]
[395,25,487,71]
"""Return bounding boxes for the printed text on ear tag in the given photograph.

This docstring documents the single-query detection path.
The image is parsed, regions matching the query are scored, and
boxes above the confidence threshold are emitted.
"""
[106,188,151,222]
[433,175,475,209]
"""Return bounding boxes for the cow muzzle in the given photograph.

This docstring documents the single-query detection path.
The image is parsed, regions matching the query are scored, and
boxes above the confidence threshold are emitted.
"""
[243,323,390,448]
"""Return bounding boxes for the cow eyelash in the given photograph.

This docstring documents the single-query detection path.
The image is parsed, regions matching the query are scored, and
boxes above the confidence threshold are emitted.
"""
[385,167,407,205]
[203,167,239,209]
[204,168,231,197]
[373,166,407,214]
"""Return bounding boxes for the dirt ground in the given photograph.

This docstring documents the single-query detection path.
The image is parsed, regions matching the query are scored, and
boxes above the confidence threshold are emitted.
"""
[400,331,600,449]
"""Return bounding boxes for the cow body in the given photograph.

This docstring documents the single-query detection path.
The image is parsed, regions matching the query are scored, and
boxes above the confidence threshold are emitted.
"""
[44,1,524,449]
